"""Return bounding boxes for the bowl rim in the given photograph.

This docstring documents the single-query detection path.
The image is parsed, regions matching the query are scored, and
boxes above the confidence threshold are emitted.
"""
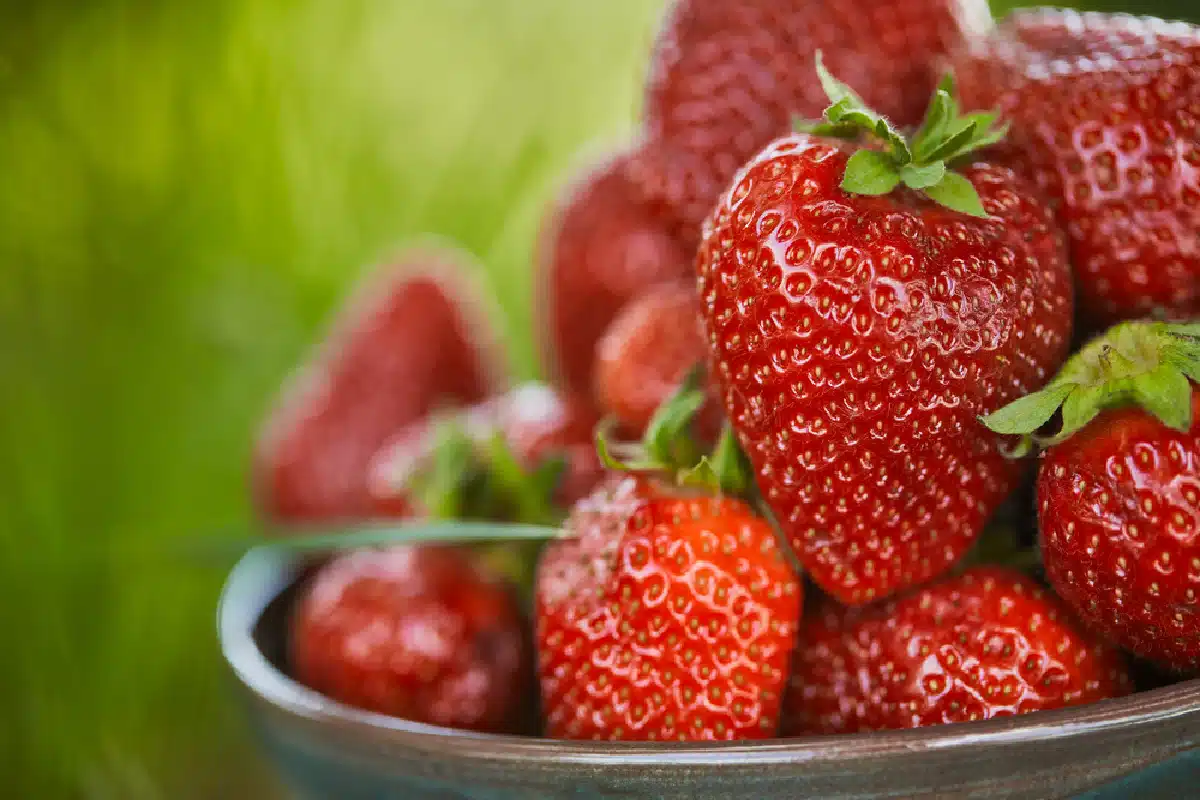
[219,545,1200,767]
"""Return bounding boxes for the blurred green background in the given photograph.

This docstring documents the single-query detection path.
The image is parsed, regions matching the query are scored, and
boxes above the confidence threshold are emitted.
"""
[2,0,1194,796]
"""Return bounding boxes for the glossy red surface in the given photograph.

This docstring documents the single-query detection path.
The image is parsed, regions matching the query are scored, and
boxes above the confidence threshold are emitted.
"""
[787,567,1132,734]
[696,134,1073,603]
[1039,388,1200,673]
[536,476,802,741]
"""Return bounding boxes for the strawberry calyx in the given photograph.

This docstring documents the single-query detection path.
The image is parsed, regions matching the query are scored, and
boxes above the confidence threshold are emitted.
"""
[981,320,1200,452]
[797,52,1007,218]
[408,416,567,527]
[595,366,707,475]
[595,367,753,495]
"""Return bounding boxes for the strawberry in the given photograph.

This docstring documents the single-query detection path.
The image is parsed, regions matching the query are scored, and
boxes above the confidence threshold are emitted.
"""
[952,9,1200,329]
[593,281,719,438]
[538,152,692,399]
[536,475,802,740]
[254,248,501,523]
[982,320,1200,673]
[635,0,994,242]
[290,544,530,733]
[786,567,1131,734]
[696,61,1074,603]
[367,382,604,518]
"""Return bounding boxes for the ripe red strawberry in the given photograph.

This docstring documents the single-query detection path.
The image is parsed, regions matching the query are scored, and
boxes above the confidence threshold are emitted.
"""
[786,567,1131,734]
[255,249,501,523]
[538,152,692,399]
[593,282,720,438]
[982,320,1200,673]
[952,9,1200,328]
[635,0,994,242]
[368,383,605,516]
[536,475,802,740]
[291,544,530,732]
[696,63,1074,603]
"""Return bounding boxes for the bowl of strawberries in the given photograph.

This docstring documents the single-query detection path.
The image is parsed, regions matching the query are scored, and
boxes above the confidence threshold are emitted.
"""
[220,3,1200,798]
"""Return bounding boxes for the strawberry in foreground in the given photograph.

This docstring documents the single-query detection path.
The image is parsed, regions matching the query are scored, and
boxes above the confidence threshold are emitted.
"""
[291,544,530,733]
[538,151,692,399]
[593,281,718,439]
[634,0,993,243]
[786,567,1131,734]
[254,248,501,523]
[982,320,1200,673]
[696,59,1074,604]
[952,9,1200,329]
[536,472,802,740]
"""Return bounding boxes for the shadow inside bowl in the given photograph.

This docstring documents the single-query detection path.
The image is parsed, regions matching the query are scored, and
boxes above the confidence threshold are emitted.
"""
[220,547,1200,800]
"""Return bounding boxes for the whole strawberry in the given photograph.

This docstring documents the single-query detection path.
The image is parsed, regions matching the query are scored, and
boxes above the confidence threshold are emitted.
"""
[368,382,604,518]
[536,475,801,740]
[952,9,1200,328]
[786,567,1131,734]
[291,544,530,732]
[983,320,1200,673]
[593,282,718,438]
[696,61,1074,603]
[255,248,500,523]
[635,0,993,242]
[538,152,692,399]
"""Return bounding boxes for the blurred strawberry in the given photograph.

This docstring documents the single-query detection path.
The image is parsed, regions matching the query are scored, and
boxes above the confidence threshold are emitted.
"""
[538,152,692,398]
[368,382,604,518]
[636,0,993,241]
[593,282,719,438]
[253,247,502,524]
[291,544,530,733]
[952,9,1200,328]
[786,567,1130,734]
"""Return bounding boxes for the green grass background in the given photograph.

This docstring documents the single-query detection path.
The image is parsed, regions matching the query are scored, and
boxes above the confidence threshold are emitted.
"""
[2,0,1194,796]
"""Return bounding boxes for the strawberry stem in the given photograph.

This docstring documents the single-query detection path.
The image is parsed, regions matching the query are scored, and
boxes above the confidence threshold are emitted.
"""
[594,366,707,474]
[796,52,1007,218]
[981,320,1200,451]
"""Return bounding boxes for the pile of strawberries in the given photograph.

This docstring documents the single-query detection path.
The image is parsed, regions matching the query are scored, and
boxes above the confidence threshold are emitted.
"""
[253,3,1200,742]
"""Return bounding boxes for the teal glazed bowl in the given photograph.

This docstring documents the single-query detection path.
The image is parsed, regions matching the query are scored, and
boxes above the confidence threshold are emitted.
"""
[219,547,1200,799]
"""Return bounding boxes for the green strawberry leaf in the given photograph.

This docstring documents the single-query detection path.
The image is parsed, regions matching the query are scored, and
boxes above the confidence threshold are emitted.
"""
[1053,383,1106,443]
[912,89,955,159]
[980,382,1074,435]
[815,50,862,108]
[593,422,664,473]
[841,150,901,195]
[924,170,989,218]
[986,320,1200,453]
[1134,364,1194,433]
[922,120,979,165]
[642,367,706,468]
[810,56,1005,219]
[679,424,753,496]
[815,51,910,164]
[899,161,946,190]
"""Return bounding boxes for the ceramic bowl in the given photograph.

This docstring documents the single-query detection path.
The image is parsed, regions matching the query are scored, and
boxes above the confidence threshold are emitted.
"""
[219,547,1200,799]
